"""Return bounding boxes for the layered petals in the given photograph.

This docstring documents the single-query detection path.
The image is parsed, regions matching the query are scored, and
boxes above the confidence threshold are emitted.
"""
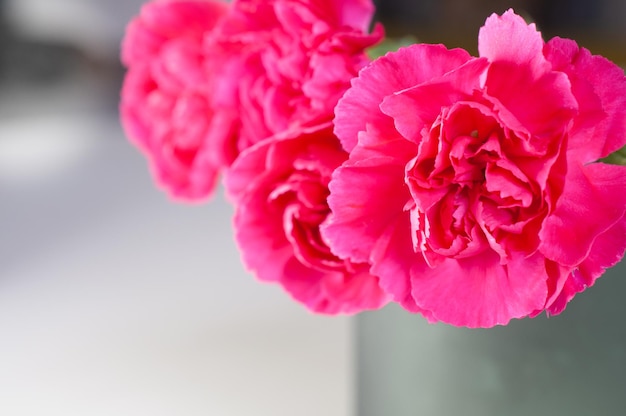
[322,134,416,263]
[227,125,389,314]
[334,44,473,151]
[539,162,626,267]
[544,37,626,162]
[215,0,383,149]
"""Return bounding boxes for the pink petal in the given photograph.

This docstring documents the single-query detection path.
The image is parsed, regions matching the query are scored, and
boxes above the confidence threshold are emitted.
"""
[539,259,573,315]
[120,65,154,151]
[379,58,489,142]
[234,193,296,283]
[322,134,416,263]
[193,109,239,169]
[482,65,578,141]
[478,11,579,141]
[281,259,388,315]
[540,162,626,267]
[544,37,626,162]
[122,0,227,64]
[577,213,626,286]
[226,123,336,201]
[157,156,220,201]
[478,9,546,73]
[156,39,207,88]
[334,44,472,151]
[331,0,377,32]
[410,250,548,327]
[368,214,427,314]
[547,214,626,315]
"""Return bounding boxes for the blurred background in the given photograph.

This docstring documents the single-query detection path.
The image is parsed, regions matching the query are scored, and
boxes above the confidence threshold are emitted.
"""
[0,1,351,415]
[375,0,626,64]
[0,1,624,415]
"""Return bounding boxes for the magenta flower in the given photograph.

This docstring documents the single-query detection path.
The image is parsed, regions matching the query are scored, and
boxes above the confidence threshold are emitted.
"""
[120,0,237,201]
[226,124,389,314]
[213,0,383,150]
[323,10,626,327]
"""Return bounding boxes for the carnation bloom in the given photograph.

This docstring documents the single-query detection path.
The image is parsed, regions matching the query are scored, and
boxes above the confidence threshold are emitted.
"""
[226,124,389,314]
[120,0,237,200]
[323,10,626,327]
[213,0,383,150]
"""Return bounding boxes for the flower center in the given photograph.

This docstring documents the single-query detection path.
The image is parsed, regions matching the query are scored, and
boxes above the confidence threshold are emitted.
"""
[405,102,545,265]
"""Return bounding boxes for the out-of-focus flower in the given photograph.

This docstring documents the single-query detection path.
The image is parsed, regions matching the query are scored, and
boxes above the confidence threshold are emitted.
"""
[323,10,626,327]
[226,123,389,314]
[120,0,237,200]
[213,0,383,151]
[120,0,382,201]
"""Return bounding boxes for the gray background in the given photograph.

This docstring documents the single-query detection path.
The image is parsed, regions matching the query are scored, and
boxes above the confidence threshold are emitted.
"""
[358,260,626,416]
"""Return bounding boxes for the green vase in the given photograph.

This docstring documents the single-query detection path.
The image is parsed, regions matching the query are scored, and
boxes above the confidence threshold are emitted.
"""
[357,259,626,416]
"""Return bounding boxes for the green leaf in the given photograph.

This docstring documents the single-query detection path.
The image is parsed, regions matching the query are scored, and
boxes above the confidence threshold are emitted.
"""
[599,145,626,166]
[367,36,418,60]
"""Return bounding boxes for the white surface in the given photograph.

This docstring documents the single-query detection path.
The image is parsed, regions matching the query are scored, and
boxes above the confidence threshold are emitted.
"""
[0,86,353,415]
[6,0,145,54]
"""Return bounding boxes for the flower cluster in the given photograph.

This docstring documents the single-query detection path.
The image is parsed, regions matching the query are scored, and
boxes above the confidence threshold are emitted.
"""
[121,0,388,314]
[121,1,626,327]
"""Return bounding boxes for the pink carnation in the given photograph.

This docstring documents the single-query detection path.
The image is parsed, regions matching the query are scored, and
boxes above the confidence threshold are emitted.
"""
[323,10,626,327]
[120,0,237,200]
[226,124,389,314]
[214,0,383,150]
